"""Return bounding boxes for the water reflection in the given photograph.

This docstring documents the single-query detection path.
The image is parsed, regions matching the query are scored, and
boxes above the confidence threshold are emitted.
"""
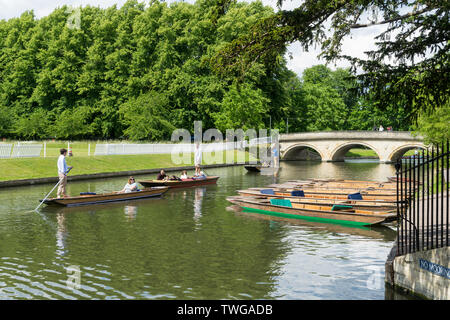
[193,187,205,229]
[0,162,419,300]
[124,205,137,220]
[56,213,68,257]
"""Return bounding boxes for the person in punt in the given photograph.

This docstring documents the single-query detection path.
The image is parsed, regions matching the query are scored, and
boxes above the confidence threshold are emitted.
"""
[118,176,138,193]
[180,170,188,179]
[156,169,168,181]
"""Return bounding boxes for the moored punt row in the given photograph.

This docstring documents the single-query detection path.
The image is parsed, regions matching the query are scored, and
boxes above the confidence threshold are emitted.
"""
[41,186,169,207]
[282,179,399,190]
[236,189,397,211]
[265,184,399,194]
[244,187,398,201]
[227,196,397,227]
[227,178,406,227]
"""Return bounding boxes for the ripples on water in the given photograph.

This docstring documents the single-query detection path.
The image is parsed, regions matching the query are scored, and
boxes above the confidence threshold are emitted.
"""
[0,161,413,300]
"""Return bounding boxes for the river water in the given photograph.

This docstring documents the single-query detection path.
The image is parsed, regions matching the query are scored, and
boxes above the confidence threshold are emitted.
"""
[0,161,417,299]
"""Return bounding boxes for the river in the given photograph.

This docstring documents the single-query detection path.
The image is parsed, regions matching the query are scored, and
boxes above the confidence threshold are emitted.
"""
[0,161,418,299]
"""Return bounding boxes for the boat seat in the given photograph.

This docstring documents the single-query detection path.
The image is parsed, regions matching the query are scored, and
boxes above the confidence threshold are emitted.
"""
[270,199,292,207]
[291,190,305,197]
[348,192,363,200]
[261,189,275,195]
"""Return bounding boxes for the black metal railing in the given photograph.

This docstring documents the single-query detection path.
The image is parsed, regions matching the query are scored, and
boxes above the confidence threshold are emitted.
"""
[395,141,449,256]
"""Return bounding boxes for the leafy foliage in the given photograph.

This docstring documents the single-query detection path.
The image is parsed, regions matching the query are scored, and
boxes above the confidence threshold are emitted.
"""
[212,0,449,125]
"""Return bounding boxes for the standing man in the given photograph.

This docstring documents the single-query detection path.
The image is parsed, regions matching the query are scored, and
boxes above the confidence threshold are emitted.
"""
[57,148,72,198]
[194,142,202,167]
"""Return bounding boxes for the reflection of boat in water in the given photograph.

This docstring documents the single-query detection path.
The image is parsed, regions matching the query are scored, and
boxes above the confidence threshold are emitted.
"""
[226,205,397,240]
[40,187,168,207]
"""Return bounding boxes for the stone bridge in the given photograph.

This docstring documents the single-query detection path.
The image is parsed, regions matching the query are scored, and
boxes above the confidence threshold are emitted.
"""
[280,131,426,163]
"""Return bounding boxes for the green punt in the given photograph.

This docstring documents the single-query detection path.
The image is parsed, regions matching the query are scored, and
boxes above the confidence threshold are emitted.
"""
[226,196,396,227]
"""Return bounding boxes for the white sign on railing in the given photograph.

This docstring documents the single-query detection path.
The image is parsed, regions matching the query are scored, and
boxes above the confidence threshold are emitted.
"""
[0,144,12,158]
[11,144,43,158]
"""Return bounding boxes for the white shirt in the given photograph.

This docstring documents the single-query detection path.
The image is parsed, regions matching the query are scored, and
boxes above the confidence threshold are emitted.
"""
[194,144,202,166]
[57,155,68,175]
[123,183,137,193]
[180,174,188,179]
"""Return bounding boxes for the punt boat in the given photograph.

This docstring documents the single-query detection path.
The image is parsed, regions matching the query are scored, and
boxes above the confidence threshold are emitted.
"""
[245,187,399,201]
[226,196,397,227]
[139,176,219,188]
[236,189,397,210]
[244,165,263,172]
[40,186,169,207]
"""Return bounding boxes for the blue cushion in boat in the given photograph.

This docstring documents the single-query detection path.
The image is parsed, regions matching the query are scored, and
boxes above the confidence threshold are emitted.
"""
[291,190,305,197]
[348,192,363,200]
[260,189,275,195]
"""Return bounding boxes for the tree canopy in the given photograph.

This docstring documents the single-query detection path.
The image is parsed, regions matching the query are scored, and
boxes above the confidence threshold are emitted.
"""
[212,0,449,123]
[0,0,429,141]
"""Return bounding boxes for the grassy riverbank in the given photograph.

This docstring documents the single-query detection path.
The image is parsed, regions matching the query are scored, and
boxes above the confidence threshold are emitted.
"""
[0,150,255,181]
[345,148,416,158]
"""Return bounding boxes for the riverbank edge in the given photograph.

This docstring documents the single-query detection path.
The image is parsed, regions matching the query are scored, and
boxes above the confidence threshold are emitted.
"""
[0,163,246,188]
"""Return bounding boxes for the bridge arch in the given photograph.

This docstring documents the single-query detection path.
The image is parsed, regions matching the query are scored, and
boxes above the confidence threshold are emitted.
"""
[282,143,324,161]
[330,141,381,162]
[388,144,427,162]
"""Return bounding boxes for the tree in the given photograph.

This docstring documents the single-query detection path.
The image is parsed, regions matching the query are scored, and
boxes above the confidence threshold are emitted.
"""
[413,99,450,145]
[213,82,270,132]
[212,0,449,121]
[119,91,175,141]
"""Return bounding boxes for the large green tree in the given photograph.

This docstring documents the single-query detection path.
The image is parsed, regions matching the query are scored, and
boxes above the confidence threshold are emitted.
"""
[212,0,449,126]
[0,0,298,140]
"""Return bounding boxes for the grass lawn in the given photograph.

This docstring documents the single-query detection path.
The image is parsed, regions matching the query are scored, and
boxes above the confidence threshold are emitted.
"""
[0,150,256,181]
[345,148,417,158]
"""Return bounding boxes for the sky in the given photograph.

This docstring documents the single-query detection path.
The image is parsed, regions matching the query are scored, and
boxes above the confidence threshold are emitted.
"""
[0,0,382,76]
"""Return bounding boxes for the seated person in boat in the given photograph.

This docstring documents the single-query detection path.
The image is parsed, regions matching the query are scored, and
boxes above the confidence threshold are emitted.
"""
[156,169,168,181]
[119,177,138,193]
[180,170,188,179]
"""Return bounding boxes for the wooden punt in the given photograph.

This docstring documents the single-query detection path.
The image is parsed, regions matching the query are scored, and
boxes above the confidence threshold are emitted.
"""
[40,186,169,207]
[236,189,397,210]
[244,165,262,172]
[286,180,398,190]
[226,196,396,227]
[268,185,399,193]
[139,176,219,188]
[387,176,422,185]
[301,179,397,188]
[246,187,398,201]
[227,205,398,238]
